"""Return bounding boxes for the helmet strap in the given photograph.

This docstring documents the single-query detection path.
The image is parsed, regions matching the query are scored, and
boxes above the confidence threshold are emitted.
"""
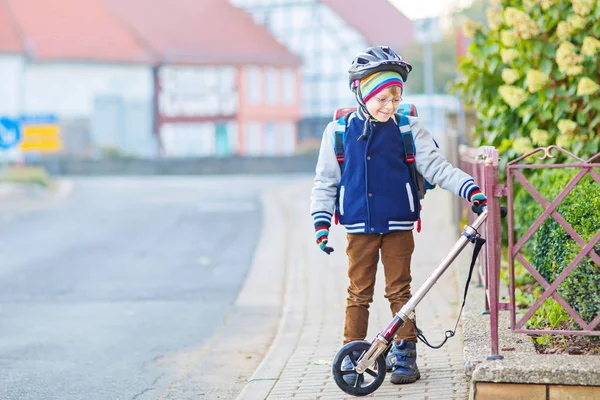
[355,84,373,141]
[355,84,373,119]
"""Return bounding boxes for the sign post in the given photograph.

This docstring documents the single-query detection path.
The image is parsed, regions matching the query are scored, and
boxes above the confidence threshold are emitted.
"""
[0,117,22,176]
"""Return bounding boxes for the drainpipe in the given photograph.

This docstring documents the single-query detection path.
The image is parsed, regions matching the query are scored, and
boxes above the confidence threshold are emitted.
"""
[152,65,164,158]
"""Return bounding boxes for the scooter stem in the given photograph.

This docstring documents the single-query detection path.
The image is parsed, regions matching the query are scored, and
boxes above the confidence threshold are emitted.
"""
[397,208,488,323]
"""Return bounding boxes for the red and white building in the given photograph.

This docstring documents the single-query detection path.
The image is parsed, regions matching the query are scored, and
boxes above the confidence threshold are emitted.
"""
[0,0,302,158]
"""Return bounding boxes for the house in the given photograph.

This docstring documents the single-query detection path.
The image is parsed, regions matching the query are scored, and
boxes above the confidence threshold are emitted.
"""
[229,0,414,140]
[104,0,302,157]
[0,0,302,158]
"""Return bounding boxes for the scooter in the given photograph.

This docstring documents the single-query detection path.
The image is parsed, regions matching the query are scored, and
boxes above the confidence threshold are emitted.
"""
[331,206,497,396]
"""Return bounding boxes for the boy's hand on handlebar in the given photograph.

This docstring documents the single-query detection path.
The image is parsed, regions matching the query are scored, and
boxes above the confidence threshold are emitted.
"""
[472,200,487,216]
[469,189,488,216]
[315,224,334,255]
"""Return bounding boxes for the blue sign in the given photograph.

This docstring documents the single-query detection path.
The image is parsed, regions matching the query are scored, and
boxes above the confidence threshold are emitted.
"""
[0,117,22,150]
[19,114,59,124]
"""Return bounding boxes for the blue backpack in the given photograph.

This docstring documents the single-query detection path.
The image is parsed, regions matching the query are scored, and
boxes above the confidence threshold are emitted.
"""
[332,104,437,201]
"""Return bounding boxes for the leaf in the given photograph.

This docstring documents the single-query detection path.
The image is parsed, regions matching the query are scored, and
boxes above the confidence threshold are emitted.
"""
[541,109,553,122]
[589,115,600,129]
[532,41,544,55]
[557,99,571,115]
[540,59,554,75]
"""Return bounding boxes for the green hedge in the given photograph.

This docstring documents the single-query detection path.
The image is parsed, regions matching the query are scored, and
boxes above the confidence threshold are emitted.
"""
[514,167,600,324]
[453,0,600,169]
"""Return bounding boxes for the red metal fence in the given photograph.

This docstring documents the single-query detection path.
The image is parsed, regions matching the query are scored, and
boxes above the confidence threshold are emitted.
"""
[459,145,600,357]
[507,147,600,336]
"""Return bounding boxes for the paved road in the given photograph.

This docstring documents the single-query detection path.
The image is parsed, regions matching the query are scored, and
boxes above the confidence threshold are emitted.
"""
[0,176,292,400]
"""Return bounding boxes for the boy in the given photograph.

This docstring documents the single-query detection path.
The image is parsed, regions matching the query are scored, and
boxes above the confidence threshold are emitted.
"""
[310,46,487,385]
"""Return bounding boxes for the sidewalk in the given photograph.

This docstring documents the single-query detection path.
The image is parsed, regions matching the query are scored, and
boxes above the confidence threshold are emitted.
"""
[238,179,471,400]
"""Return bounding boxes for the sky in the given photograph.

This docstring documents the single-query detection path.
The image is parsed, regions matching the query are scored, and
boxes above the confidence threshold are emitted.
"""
[390,0,474,20]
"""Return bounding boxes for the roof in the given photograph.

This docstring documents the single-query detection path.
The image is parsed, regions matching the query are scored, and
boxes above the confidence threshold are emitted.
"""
[103,0,300,66]
[0,0,23,53]
[7,0,153,63]
[321,0,414,52]
[0,0,299,66]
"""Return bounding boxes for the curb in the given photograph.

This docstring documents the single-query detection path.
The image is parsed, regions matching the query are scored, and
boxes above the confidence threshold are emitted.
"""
[0,179,73,202]
[235,187,306,400]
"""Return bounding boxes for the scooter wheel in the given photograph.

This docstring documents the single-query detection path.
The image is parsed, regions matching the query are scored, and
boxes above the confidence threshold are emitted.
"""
[332,340,386,396]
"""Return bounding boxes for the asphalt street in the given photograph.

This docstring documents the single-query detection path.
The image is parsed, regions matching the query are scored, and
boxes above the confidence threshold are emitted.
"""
[0,175,294,400]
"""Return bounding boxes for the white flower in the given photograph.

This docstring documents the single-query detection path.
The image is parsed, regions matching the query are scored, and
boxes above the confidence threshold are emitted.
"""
[502,69,519,84]
[567,14,586,30]
[513,137,535,154]
[503,7,540,39]
[556,22,572,39]
[531,129,550,146]
[541,0,556,10]
[501,49,520,64]
[572,0,595,16]
[556,135,572,149]
[582,37,600,57]
[499,85,529,109]
[501,30,517,47]
[487,9,503,31]
[576,77,600,96]
[556,41,584,76]
[557,119,578,135]
[526,70,549,93]
[463,18,484,37]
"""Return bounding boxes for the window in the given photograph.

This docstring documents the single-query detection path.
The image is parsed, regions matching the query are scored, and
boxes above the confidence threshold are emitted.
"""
[281,123,296,155]
[265,68,278,105]
[282,68,296,105]
[227,121,239,155]
[245,122,262,156]
[246,66,261,105]
[161,122,215,157]
[264,123,276,156]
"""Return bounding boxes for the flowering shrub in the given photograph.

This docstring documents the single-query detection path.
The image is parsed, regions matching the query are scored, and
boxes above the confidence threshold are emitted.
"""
[453,0,600,166]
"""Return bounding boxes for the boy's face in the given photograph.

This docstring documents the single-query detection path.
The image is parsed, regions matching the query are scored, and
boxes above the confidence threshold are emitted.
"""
[364,86,402,122]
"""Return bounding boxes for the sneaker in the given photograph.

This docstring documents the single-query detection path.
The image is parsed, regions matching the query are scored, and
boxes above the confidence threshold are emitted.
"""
[341,351,362,385]
[385,346,394,371]
[389,340,421,384]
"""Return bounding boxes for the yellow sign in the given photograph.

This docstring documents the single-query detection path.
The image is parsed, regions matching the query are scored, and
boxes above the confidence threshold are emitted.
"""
[19,124,63,153]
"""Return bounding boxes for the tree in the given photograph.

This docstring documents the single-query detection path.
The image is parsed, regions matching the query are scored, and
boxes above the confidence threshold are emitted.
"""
[453,0,600,166]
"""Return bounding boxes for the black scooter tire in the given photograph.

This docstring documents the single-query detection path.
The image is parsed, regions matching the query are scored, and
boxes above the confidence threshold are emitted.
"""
[332,340,387,396]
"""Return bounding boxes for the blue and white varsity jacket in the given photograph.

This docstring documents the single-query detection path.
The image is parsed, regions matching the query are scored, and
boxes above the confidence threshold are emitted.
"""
[310,109,480,234]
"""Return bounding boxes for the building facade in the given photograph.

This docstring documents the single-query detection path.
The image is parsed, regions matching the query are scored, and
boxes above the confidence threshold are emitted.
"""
[0,0,302,158]
[230,0,414,140]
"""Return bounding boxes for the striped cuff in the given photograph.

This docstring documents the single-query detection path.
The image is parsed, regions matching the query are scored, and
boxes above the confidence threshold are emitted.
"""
[468,187,487,203]
[458,179,477,200]
[312,211,332,229]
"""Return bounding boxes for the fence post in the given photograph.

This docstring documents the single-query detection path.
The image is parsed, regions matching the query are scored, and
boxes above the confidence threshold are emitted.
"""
[484,149,503,360]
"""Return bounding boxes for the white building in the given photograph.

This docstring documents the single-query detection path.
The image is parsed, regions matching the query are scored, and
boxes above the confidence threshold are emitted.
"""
[230,0,414,139]
[0,0,301,159]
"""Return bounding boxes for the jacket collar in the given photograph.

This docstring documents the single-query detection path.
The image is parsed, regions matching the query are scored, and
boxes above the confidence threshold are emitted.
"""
[356,107,398,124]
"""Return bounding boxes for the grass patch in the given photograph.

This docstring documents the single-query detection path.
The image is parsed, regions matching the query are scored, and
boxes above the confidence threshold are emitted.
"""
[0,166,52,188]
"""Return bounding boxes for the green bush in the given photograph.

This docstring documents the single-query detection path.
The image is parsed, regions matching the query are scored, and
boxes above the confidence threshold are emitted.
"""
[453,0,600,168]
[514,168,600,324]
[0,166,51,188]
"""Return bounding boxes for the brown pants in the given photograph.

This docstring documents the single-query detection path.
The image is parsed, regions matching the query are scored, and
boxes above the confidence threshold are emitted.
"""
[344,231,416,344]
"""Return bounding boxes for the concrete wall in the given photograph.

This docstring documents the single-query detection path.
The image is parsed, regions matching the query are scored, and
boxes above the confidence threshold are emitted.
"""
[24,62,153,118]
[0,54,25,117]
[30,154,319,176]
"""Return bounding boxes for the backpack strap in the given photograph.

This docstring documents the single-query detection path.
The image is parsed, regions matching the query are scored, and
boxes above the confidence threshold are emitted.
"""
[334,113,352,174]
[395,113,423,198]
[395,113,416,163]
